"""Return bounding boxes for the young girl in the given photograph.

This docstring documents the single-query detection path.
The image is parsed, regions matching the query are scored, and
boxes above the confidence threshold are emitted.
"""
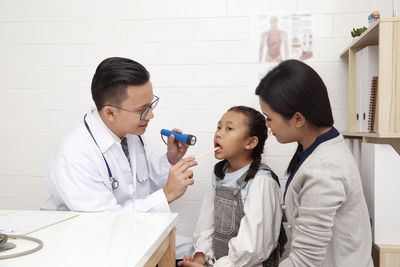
[256,60,373,267]
[179,106,286,267]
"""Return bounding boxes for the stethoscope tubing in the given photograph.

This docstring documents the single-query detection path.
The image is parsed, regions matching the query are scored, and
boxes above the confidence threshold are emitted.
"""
[83,114,147,190]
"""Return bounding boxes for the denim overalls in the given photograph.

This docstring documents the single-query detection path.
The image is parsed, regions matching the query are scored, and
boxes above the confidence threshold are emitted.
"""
[212,163,287,267]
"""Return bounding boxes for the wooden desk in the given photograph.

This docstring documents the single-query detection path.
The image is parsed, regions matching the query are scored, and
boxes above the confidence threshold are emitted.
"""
[0,211,177,267]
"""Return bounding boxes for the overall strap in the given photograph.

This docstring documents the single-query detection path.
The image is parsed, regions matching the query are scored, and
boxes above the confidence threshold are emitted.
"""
[236,163,281,189]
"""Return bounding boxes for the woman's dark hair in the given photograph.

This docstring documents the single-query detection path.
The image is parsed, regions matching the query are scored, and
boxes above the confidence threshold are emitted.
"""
[91,57,150,110]
[255,59,333,175]
[214,106,268,183]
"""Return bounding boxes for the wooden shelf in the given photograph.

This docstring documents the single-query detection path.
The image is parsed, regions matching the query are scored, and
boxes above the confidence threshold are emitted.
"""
[341,17,400,138]
[342,132,400,139]
[342,132,400,154]
[340,20,380,57]
[340,18,400,57]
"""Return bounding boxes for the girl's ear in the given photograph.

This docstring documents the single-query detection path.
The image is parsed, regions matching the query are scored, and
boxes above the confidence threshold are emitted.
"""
[293,112,306,128]
[245,136,258,150]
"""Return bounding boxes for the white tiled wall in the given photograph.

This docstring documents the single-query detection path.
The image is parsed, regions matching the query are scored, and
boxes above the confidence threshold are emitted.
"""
[0,0,393,237]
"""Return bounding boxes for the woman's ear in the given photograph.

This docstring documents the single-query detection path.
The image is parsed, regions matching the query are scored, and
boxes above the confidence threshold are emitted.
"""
[293,112,306,128]
[245,136,259,150]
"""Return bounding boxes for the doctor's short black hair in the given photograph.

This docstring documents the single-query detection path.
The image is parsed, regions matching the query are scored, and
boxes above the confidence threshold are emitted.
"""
[91,57,150,110]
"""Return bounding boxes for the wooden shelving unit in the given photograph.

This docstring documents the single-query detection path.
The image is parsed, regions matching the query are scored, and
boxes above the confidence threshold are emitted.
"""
[340,18,400,138]
[341,18,400,267]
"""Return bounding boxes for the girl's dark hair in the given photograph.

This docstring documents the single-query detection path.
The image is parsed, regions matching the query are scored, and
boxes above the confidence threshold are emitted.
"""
[255,59,333,175]
[91,57,150,110]
[214,106,268,183]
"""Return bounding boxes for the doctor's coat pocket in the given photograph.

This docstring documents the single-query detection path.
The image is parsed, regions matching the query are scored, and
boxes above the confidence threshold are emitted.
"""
[214,196,236,235]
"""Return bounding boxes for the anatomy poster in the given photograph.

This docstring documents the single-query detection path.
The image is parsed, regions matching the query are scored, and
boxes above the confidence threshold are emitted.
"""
[252,13,321,63]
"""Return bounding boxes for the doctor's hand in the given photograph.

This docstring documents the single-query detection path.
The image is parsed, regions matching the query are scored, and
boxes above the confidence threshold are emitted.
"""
[163,157,197,204]
[166,128,189,165]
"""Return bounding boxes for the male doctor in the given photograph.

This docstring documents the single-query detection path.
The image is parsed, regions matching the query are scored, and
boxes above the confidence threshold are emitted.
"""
[41,57,198,258]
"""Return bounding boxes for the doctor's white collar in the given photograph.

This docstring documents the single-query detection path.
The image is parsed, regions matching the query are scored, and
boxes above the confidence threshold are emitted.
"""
[85,107,125,154]
[93,108,124,144]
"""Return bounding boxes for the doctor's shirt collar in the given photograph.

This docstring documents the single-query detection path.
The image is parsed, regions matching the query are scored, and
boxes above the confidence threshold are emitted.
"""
[86,107,124,154]
[94,108,124,144]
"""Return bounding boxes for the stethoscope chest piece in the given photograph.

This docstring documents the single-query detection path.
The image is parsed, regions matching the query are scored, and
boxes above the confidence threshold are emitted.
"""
[84,114,149,191]
[110,177,119,190]
[136,176,147,183]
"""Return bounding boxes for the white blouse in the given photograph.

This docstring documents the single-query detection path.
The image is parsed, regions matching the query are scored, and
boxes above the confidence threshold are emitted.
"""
[193,169,282,267]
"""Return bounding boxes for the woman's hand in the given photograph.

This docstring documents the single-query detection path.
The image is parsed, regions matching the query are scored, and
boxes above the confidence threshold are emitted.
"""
[166,128,189,165]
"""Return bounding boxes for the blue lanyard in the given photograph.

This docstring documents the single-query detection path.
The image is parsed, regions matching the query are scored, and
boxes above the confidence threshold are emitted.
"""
[83,114,144,185]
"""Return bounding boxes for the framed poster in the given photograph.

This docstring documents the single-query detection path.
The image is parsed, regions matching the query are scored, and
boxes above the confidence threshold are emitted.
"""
[252,13,322,63]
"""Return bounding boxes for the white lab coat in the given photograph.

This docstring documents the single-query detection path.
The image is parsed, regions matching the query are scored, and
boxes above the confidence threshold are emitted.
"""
[42,107,193,257]
[42,107,171,212]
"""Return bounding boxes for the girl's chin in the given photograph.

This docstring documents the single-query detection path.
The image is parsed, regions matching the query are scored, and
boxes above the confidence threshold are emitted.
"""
[214,154,224,160]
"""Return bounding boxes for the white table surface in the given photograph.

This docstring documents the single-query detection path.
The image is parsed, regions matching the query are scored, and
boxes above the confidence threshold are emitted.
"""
[0,210,178,267]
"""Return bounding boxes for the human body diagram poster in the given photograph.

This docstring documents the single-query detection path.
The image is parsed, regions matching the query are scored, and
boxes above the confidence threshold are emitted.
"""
[252,13,322,64]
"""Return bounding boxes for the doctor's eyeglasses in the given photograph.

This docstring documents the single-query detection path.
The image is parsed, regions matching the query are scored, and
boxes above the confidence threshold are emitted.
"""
[103,95,159,120]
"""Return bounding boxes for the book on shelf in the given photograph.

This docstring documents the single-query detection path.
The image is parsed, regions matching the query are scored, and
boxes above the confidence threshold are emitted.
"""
[354,45,379,132]
[368,76,378,133]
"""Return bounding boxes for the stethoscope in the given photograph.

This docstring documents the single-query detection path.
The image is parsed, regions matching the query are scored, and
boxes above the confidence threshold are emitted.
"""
[84,114,148,190]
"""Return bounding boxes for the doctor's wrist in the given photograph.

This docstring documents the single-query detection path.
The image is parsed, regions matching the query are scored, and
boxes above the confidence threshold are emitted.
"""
[162,187,175,204]
[166,152,180,165]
